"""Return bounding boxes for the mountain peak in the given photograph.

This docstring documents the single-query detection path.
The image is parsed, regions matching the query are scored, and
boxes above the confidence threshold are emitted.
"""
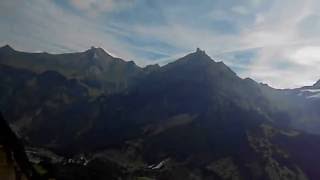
[0,44,15,52]
[313,79,320,88]
[184,48,213,62]
[165,48,217,69]
[88,46,107,54]
[85,46,113,60]
[196,47,204,53]
[195,47,207,56]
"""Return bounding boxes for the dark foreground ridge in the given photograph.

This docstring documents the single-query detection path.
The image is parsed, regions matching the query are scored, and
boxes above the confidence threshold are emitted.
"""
[0,112,39,180]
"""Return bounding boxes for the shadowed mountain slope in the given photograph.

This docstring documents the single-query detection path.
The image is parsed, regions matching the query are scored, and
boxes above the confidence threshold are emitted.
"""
[0,45,143,93]
[1,46,320,179]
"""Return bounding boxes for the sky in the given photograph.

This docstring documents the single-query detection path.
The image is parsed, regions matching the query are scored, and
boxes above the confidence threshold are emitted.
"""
[1,0,320,88]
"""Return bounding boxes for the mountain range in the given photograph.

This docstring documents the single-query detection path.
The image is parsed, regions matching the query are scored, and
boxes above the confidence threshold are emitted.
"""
[1,45,320,179]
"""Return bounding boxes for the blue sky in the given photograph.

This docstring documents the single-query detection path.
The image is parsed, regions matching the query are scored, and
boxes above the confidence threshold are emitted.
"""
[1,0,320,88]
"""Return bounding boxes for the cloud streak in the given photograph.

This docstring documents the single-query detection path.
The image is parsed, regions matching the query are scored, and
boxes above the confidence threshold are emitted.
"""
[69,0,135,16]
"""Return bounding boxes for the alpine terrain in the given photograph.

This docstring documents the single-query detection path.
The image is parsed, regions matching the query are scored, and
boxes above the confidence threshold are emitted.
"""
[1,45,320,180]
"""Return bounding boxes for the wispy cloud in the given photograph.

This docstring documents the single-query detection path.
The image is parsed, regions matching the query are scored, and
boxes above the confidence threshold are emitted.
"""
[68,0,135,16]
[0,0,141,60]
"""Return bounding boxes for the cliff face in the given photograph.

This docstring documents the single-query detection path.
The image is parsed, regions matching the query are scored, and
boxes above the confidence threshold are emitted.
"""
[0,113,35,180]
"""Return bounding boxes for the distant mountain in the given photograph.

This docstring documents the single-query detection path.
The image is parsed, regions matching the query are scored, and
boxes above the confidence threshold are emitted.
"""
[312,79,320,88]
[1,45,320,179]
[0,45,143,94]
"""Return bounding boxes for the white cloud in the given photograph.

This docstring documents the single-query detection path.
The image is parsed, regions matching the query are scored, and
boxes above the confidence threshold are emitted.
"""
[290,46,320,65]
[233,0,320,88]
[0,0,143,61]
[231,6,249,15]
[69,0,135,15]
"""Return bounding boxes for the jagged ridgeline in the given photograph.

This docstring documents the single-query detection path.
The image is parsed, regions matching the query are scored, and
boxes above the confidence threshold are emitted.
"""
[1,45,320,179]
